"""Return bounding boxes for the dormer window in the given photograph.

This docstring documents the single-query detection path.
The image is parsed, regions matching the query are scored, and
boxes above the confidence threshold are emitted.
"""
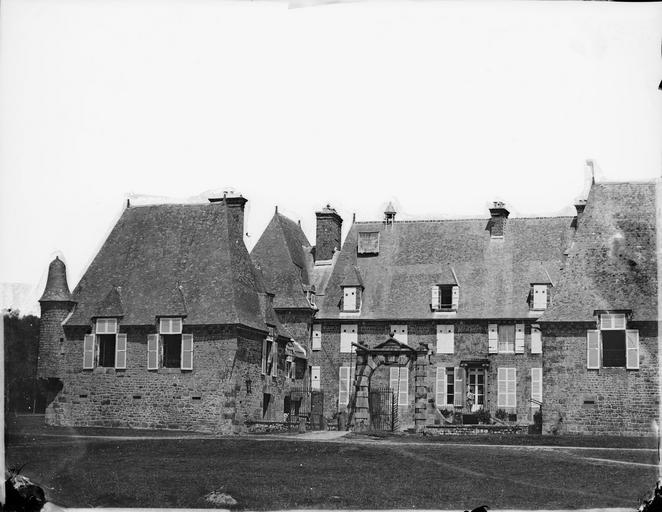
[587,313,638,370]
[83,317,126,370]
[357,232,379,255]
[342,286,361,312]
[530,284,550,310]
[157,317,192,369]
[431,284,458,311]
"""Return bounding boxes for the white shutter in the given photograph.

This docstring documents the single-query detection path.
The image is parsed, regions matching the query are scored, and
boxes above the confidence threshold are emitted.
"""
[586,330,600,369]
[398,368,409,406]
[530,327,542,354]
[115,333,127,369]
[488,324,498,353]
[390,325,408,345]
[533,285,547,310]
[339,366,350,406]
[271,340,278,376]
[181,334,193,370]
[531,368,542,406]
[451,285,459,310]
[515,324,525,353]
[508,368,517,407]
[390,368,409,406]
[261,339,267,374]
[498,368,516,407]
[147,334,159,370]
[83,334,95,369]
[340,324,357,353]
[312,324,322,351]
[626,330,640,370]
[431,286,440,310]
[436,324,454,354]
[311,366,321,390]
[343,287,356,311]
[453,367,464,407]
[435,367,447,406]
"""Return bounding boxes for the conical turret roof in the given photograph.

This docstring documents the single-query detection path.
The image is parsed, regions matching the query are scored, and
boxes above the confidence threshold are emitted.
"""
[39,256,74,302]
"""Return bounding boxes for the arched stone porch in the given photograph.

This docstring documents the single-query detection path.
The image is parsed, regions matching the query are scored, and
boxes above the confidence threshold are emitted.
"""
[347,336,431,432]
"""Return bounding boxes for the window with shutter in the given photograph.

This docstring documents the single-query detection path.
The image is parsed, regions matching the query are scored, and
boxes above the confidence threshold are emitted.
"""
[626,330,639,370]
[181,334,193,370]
[343,287,357,311]
[530,326,542,354]
[530,368,542,407]
[94,318,119,368]
[586,330,600,369]
[83,334,95,369]
[515,324,525,353]
[158,317,185,368]
[339,366,351,406]
[451,286,459,310]
[453,367,464,407]
[431,286,440,310]
[311,366,321,390]
[312,324,322,351]
[389,367,409,406]
[340,324,357,353]
[532,285,548,310]
[115,333,127,369]
[488,324,498,353]
[147,334,159,370]
[436,324,454,354]
[497,367,516,408]
[498,325,515,353]
[435,367,446,407]
[390,324,408,345]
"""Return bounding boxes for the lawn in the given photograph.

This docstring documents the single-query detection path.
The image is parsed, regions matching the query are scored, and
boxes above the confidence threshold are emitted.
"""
[5,416,660,510]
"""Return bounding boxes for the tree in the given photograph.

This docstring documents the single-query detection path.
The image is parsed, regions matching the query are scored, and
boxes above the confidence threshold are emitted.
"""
[4,311,41,413]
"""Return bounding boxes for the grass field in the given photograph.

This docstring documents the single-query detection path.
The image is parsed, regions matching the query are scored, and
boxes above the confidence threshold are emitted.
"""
[5,416,660,510]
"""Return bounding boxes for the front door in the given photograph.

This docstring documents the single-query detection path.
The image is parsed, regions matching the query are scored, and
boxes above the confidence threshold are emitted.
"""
[467,368,485,411]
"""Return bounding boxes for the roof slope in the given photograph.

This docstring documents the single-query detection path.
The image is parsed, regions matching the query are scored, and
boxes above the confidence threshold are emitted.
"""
[66,202,270,331]
[251,213,314,309]
[318,215,576,320]
[540,182,657,322]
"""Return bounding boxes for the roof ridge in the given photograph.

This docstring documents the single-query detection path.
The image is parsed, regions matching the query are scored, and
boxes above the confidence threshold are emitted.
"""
[354,215,574,224]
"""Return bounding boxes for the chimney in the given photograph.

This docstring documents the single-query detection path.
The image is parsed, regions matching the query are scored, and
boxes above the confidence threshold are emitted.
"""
[573,199,587,229]
[488,201,509,238]
[384,202,396,225]
[315,204,342,261]
[209,191,247,237]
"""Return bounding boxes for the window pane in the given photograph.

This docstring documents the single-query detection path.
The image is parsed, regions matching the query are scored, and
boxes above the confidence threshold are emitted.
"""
[440,286,453,307]
[498,325,515,352]
[97,334,116,367]
[163,334,182,368]
[602,330,626,367]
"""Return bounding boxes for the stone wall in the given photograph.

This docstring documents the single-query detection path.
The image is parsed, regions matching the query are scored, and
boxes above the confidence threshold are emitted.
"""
[312,320,544,426]
[542,321,659,436]
[37,301,74,379]
[45,324,292,434]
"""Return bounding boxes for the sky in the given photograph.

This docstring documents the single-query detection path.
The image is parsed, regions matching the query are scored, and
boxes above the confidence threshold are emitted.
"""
[0,0,660,310]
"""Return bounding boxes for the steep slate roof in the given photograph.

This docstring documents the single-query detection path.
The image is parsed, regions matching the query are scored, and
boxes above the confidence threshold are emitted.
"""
[318,215,576,320]
[250,212,314,310]
[66,202,273,332]
[540,182,657,322]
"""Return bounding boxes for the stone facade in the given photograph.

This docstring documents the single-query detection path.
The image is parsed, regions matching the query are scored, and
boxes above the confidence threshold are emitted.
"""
[310,320,543,426]
[541,321,659,436]
[45,324,304,434]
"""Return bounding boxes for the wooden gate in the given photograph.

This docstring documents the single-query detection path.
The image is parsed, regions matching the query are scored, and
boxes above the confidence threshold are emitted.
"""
[369,386,397,431]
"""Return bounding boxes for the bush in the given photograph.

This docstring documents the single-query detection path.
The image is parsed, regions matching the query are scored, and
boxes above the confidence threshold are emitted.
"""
[475,409,491,424]
[495,408,508,420]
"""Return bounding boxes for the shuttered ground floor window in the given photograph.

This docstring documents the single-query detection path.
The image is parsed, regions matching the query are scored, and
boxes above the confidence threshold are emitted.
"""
[389,367,409,406]
[435,367,455,407]
[497,367,516,408]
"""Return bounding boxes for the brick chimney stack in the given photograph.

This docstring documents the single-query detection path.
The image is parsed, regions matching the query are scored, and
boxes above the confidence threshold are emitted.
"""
[315,204,342,261]
[488,201,510,238]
